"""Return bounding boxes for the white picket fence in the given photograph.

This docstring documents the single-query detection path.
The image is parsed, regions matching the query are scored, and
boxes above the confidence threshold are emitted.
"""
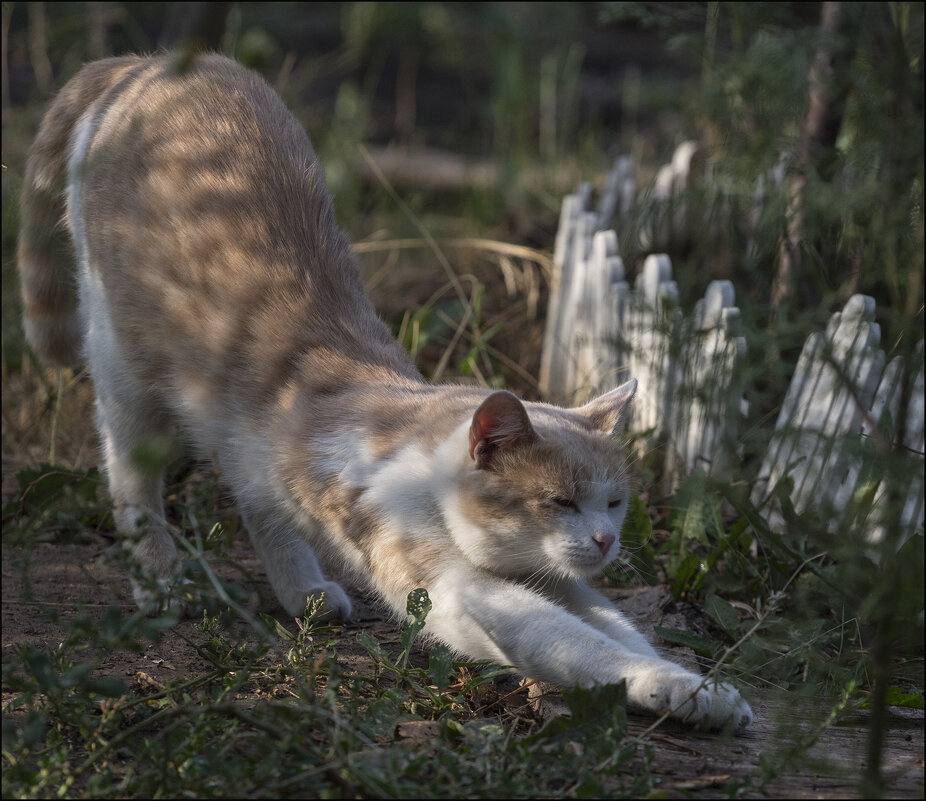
[752,298,924,542]
[541,147,925,542]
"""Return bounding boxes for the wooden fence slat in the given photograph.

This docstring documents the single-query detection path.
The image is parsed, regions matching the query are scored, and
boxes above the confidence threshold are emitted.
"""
[861,342,925,546]
[753,295,886,530]
[667,280,747,488]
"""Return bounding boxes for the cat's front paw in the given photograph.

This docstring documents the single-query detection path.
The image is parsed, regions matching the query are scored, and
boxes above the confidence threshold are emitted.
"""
[279,581,353,621]
[698,679,753,731]
[630,670,753,731]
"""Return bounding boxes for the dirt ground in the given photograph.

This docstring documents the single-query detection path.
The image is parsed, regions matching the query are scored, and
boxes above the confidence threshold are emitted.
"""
[3,525,923,798]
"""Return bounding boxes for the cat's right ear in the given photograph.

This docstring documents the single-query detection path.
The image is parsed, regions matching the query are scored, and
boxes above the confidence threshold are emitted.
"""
[573,378,637,436]
[469,391,537,469]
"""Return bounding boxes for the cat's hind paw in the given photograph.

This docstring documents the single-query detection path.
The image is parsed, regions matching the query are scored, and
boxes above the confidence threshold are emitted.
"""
[130,573,199,618]
[279,581,353,622]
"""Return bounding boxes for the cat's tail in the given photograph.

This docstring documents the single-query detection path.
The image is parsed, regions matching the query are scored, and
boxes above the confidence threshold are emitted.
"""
[17,56,144,367]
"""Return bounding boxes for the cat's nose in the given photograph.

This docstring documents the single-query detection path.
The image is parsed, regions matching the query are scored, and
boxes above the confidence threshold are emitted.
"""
[592,532,615,556]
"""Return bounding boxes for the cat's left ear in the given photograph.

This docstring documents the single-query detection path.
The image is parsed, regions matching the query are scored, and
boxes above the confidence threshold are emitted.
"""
[573,378,637,436]
[469,390,537,469]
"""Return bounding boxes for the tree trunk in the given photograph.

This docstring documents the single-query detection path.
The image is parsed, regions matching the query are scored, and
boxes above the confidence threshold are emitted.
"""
[770,2,858,319]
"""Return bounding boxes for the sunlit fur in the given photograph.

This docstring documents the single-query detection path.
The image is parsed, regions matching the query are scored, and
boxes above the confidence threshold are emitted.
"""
[18,53,752,731]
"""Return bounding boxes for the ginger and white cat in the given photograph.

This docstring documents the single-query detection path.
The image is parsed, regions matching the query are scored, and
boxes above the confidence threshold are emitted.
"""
[18,54,752,730]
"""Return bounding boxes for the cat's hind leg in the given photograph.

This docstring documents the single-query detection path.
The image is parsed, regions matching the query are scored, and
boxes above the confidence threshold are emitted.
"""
[69,104,187,614]
[78,267,182,612]
[93,375,184,615]
[242,507,352,620]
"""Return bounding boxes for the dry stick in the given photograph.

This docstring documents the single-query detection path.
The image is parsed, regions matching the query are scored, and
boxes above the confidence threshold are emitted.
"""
[114,670,226,713]
[351,237,554,280]
[432,302,474,384]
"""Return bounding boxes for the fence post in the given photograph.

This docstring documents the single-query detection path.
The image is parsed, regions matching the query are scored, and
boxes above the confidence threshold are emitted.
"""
[626,254,679,452]
[666,280,747,489]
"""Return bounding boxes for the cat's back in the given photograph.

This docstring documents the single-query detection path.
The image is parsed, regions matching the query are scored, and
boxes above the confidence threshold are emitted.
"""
[76,53,336,289]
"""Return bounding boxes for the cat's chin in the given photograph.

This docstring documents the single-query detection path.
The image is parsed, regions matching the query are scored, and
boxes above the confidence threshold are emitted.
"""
[550,559,608,582]
[547,549,618,579]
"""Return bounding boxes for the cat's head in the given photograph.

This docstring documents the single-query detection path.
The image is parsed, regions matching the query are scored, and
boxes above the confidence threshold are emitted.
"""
[448,380,637,582]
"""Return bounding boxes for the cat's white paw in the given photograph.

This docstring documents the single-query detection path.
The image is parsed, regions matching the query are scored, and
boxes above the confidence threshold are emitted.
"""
[629,670,752,731]
[131,574,197,617]
[698,679,754,731]
[122,531,197,616]
[628,668,706,722]
[279,581,353,621]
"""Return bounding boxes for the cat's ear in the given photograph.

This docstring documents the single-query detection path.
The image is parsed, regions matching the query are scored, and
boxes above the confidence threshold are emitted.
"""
[573,378,637,436]
[469,390,537,469]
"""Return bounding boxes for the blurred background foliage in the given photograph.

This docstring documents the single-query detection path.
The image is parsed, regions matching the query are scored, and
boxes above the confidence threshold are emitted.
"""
[2,2,922,382]
[1,2,923,797]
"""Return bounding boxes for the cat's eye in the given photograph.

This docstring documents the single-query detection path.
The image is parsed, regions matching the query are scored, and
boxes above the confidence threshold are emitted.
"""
[552,497,579,512]
[608,499,623,509]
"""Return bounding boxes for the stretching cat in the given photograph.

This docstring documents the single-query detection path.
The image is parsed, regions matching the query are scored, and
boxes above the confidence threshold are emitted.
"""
[18,53,752,730]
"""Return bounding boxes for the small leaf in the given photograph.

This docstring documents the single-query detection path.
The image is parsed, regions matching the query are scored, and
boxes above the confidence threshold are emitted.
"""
[428,643,453,694]
[524,681,627,744]
[670,554,702,596]
[23,647,59,692]
[399,589,432,667]
[21,711,46,749]
[563,680,627,723]
[84,677,128,698]
[704,593,739,634]
[653,626,717,656]
[627,494,653,539]
[141,610,180,640]
[100,605,123,640]
[59,662,92,688]
[260,613,295,642]
[406,588,432,621]
[356,631,385,661]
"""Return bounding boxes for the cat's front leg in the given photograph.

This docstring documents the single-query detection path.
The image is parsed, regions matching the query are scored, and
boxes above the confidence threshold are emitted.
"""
[241,507,352,620]
[548,579,660,658]
[425,569,752,730]
[550,579,753,729]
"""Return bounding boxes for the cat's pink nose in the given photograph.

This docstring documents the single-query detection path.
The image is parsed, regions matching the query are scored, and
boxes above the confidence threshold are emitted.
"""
[592,532,615,556]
